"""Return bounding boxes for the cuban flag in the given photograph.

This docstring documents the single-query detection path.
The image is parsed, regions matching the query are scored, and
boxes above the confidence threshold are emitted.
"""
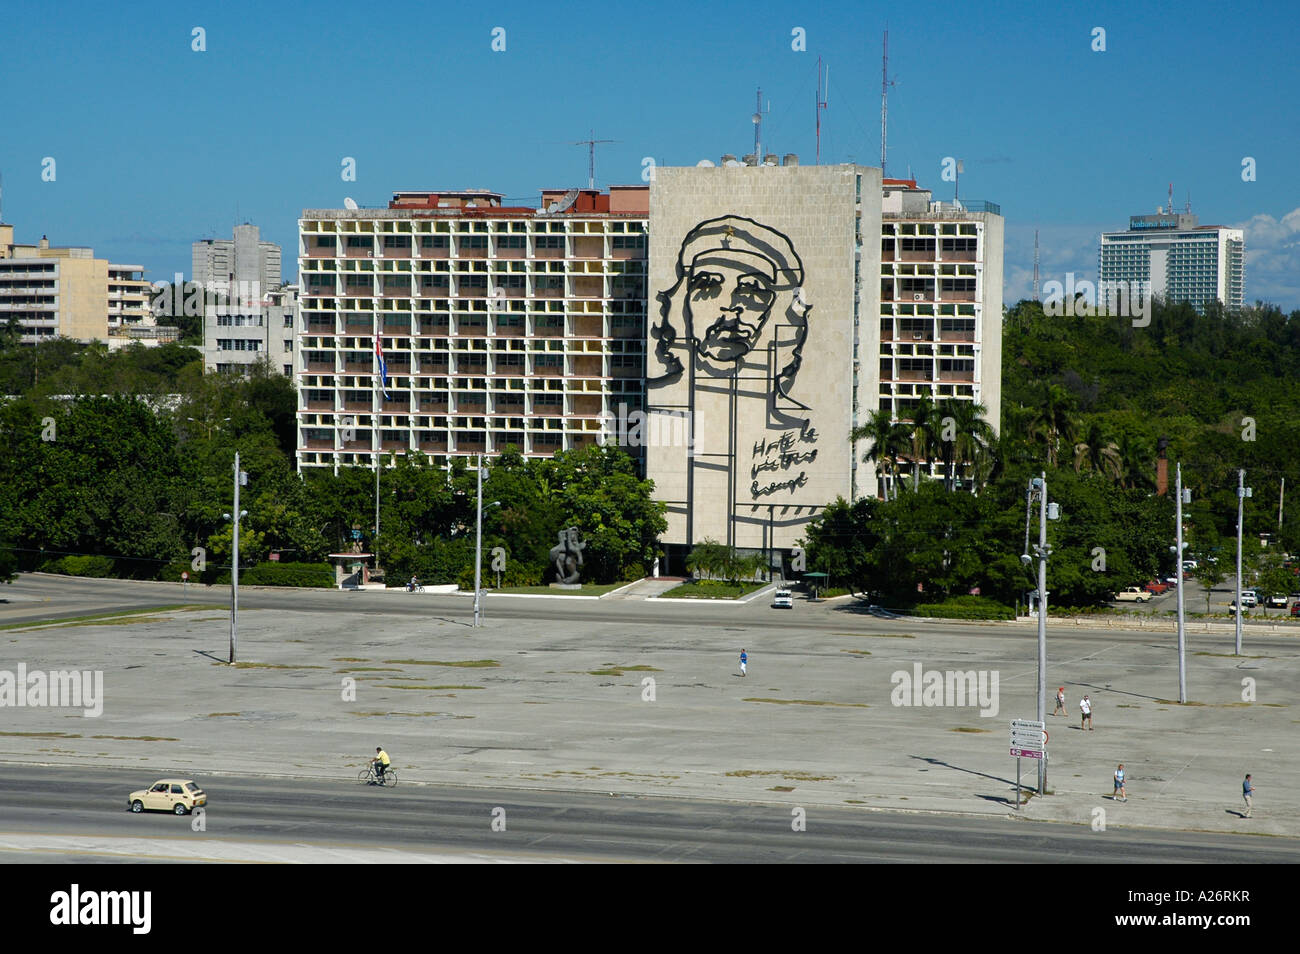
[374,334,391,400]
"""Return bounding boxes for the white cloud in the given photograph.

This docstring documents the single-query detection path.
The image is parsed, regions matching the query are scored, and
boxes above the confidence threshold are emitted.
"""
[1234,208,1300,311]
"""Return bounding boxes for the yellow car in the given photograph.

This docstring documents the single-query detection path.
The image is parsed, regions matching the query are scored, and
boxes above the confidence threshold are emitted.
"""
[128,779,207,815]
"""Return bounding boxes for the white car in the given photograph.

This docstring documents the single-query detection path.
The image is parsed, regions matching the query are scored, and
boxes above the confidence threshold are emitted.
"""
[772,588,793,609]
[1230,592,1258,609]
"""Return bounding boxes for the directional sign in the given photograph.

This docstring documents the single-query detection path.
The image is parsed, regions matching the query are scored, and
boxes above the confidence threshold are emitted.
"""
[1010,718,1046,754]
[1010,747,1044,759]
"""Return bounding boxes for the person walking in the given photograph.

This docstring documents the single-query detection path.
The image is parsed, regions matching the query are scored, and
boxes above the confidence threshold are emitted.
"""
[1243,774,1255,818]
[739,649,748,677]
[1113,763,1127,801]
[1053,686,1066,717]
[1080,694,1093,730]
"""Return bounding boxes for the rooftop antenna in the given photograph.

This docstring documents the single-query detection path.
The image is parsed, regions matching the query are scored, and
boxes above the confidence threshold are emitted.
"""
[1185,190,1191,214]
[815,59,829,165]
[752,88,770,160]
[571,130,618,189]
[1168,182,1174,216]
[1033,229,1040,302]
[881,30,897,176]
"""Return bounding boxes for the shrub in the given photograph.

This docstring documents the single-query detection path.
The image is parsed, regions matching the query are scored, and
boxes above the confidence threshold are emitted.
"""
[238,562,334,588]
[40,555,117,578]
[911,595,1015,620]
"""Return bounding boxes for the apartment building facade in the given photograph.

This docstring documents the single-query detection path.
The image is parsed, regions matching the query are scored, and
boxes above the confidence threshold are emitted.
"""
[295,187,648,472]
[877,179,1003,494]
[1099,211,1244,314]
[0,224,158,344]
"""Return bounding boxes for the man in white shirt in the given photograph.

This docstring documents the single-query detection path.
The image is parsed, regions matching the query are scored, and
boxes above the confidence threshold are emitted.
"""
[1080,695,1093,731]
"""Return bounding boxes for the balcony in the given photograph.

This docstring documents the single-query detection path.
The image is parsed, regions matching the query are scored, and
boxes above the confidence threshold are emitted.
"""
[343,246,375,258]
[938,290,976,302]
[379,285,411,298]
[940,250,977,262]
[305,361,335,373]
[381,246,412,259]
[341,400,372,411]
[418,440,448,453]
[305,245,338,259]
[937,330,975,342]
[303,438,334,449]
[303,400,334,411]
[419,401,449,413]
[938,370,975,382]
[341,286,373,298]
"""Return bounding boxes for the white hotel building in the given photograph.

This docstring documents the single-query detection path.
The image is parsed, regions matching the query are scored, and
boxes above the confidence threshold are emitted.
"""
[295,187,648,472]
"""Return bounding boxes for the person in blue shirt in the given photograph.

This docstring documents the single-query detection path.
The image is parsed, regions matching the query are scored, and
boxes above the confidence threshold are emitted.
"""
[1243,774,1254,818]
[1113,764,1127,801]
[739,649,748,677]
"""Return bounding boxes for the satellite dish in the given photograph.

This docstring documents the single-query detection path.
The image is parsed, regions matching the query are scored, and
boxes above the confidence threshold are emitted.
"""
[343,197,358,210]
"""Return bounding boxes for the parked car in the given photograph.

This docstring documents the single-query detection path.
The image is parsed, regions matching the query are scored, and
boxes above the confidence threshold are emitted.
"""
[1266,594,1288,609]
[771,588,793,609]
[1143,581,1170,595]
[1114,587,1152,602]
[128,779,206,815]
[1291,603,1300,617]
[1229,592,1258,610]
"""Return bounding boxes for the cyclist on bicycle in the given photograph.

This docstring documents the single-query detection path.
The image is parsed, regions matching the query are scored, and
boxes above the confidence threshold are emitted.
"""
[372,746,391,783]
[407,576,420,593]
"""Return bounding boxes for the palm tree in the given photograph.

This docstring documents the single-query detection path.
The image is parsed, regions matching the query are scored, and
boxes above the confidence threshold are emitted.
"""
[1029,382,1079,468]
[851,408,911,499]
[1113,432,1155,490]
[903,394,943,491]
[937,399,995,491]
[1073,420,1122,481]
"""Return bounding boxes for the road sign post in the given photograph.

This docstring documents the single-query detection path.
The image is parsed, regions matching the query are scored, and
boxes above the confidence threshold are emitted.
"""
[1010,719,1046,806]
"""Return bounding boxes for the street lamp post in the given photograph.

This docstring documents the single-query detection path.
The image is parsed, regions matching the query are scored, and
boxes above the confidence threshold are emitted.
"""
[1171,463,1189,703]
[473,455,484,628]
[1024,472,1058,796]
[1236,470,1251,656]
[223,452,248,665]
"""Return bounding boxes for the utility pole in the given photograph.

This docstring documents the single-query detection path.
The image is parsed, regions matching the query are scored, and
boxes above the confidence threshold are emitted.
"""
[1236,469,1251,656]
[473,454,484,628]
[1278,477,1285,529]
[1173,463,1188,702]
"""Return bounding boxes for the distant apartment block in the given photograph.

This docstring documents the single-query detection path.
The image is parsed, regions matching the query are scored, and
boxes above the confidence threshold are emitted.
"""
[295,187,649,472]
[1099,210,1244,314]
[204,283,298,375]
[0,223,167,346]
[193,224,282,299]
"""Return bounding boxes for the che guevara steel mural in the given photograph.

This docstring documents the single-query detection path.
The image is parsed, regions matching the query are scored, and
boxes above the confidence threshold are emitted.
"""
[648,215,819,517]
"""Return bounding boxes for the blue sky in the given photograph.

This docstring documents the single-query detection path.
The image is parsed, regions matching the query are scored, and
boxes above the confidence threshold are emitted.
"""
[2,0,1297,308]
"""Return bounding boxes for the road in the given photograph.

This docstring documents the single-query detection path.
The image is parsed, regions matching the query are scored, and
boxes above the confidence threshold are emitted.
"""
[3,766,1295,864]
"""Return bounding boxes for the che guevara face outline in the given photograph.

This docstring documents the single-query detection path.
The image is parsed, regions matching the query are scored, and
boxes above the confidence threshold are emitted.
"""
[683,249,778,363]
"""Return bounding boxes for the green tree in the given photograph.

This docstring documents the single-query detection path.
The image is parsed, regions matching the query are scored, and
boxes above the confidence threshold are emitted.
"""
[850,408,910,499]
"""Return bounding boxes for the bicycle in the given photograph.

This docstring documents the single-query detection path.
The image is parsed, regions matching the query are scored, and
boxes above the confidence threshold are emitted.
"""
[358,763,398,787]
[405,582,425,593]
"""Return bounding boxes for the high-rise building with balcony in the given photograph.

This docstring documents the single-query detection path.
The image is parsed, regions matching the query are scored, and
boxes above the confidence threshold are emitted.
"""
[877,178,1003,494]
[1099,211,1244,314]
[295,186,648,472]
